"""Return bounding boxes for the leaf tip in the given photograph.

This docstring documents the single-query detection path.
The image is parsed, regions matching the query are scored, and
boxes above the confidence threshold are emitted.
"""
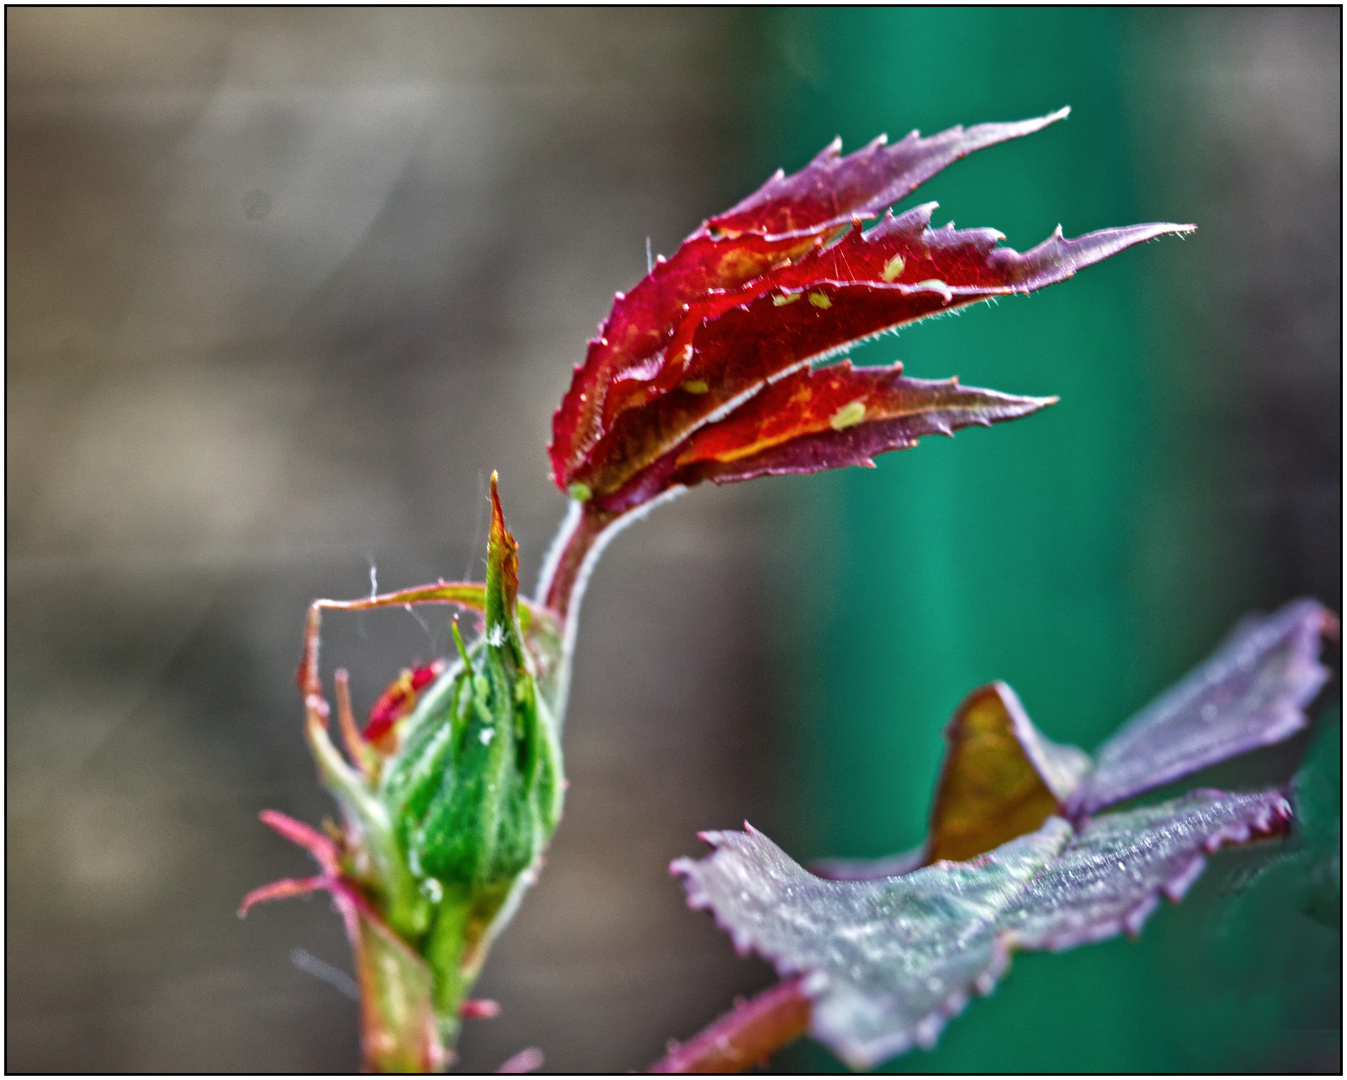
[486,471,520,622]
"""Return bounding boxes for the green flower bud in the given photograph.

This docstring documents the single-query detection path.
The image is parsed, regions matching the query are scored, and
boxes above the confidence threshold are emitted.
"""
[250,474,566,1064]
[377,474,564,1029]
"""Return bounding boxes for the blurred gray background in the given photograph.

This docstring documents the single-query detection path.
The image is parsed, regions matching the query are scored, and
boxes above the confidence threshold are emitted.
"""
[7,9,785,1071]
[6,8,1340,1074]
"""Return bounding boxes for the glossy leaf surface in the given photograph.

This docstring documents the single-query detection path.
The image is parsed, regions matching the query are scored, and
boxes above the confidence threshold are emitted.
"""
[818,601,1331,878]
[550,109,1193,513]
[674,790,1291,1069]
[550,109,1072,491]
[707,110,1072,238]
[629,362,1055,505]
[674,601,1333,1067]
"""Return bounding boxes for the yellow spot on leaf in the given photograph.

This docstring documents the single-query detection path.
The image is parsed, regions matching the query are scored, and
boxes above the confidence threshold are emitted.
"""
[772,291,801,306]
[681,380,709,394]
[829,400,866,430]
[881,254,906,282]
[716,247,774,287]
[808,291,832,309]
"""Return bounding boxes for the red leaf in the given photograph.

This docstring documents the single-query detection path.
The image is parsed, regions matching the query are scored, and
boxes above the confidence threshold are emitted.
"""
[550,116,1193,513]
[550,109,1074,495]
[549,230,822,491]
[706,108,1072,239]
[609,362,1054,508]
[364,660,447,747]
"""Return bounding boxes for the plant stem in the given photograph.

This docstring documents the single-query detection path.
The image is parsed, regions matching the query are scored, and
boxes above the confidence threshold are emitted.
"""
[533,500,616,724]
[535,500,615,622]
[535,487,688,629]
[347,897,448,1072]
[648,977,812,1073]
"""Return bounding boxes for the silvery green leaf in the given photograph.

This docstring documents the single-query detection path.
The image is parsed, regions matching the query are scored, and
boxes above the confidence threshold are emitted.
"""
[674,789,1290,1068]
[1073,599,1333,815]
[1000,789,1292,950]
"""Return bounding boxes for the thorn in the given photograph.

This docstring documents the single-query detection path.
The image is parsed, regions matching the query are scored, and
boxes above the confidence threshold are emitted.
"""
[461,998,501,1020]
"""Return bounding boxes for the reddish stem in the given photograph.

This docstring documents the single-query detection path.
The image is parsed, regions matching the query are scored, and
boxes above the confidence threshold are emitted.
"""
[537,503,616,621]
[649,977,812,1073]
